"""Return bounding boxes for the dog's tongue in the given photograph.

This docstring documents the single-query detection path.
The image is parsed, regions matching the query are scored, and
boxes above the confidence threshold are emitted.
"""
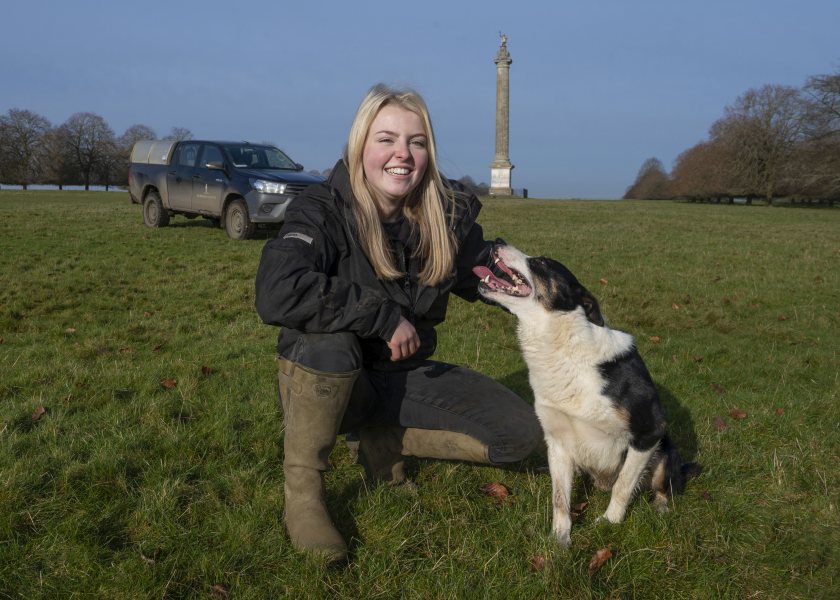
[473,266,508,287]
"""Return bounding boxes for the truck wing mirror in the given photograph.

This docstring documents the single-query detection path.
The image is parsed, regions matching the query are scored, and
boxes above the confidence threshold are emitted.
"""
[295,163,304,172]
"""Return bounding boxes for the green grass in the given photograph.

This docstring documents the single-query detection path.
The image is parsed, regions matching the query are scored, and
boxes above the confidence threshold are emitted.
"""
[1,191,838,598]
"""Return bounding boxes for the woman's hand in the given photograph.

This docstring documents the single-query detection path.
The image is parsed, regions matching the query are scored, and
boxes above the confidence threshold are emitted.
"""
[388,316,420,361]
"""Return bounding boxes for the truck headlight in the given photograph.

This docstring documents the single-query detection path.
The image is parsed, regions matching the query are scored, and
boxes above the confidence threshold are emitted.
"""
[250,179,287,195]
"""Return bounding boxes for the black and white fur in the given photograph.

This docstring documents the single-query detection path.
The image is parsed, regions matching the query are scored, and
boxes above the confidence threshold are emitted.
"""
[474,244,696,547]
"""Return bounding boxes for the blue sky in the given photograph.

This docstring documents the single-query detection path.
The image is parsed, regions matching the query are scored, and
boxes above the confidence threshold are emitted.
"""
[2,0,838,198]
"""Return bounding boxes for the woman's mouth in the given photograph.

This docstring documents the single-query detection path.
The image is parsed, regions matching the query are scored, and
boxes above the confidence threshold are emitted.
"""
[385,167,411,176]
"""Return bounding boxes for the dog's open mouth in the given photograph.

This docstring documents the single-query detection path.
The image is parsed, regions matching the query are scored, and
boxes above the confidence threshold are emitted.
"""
[472,251,532,297]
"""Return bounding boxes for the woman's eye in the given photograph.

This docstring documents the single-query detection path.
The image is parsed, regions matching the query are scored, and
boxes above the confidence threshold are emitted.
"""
[411,139,427,148]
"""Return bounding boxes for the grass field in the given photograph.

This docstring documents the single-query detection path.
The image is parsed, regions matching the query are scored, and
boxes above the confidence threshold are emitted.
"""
[1,190,838,598]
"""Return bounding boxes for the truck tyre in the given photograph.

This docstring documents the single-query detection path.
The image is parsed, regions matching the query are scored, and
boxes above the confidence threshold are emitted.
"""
[224,198,255,240]
[143,191,170,228]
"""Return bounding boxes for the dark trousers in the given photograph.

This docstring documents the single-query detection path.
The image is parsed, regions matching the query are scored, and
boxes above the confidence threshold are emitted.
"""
[279,331,542,464]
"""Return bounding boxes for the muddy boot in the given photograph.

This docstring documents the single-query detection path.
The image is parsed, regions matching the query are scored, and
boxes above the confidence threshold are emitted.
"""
[402,428,490,464]
[358,427,491,485]
[358,426,408,484]
[278,357,359,564]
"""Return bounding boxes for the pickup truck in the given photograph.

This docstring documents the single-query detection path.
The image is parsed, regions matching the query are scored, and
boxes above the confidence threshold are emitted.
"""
[128,139,323,239]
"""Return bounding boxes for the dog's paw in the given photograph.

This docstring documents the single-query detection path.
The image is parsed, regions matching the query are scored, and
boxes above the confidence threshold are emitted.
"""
[600,509,624,524]
[652,491,670,514]
[553,530,571,548]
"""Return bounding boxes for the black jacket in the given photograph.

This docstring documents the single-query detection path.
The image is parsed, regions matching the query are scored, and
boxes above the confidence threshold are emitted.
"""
[255,160,493,369]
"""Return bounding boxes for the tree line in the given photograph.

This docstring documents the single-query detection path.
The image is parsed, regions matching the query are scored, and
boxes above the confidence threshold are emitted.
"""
[626,67,840,206]
[0,108,495,196]
[0,110,193,190]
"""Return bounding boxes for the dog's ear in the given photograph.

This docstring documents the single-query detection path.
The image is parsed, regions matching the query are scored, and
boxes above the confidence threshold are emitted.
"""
[581,292,604,327]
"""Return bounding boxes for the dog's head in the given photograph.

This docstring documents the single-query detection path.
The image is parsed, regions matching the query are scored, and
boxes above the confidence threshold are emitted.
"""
[473,243,604,327]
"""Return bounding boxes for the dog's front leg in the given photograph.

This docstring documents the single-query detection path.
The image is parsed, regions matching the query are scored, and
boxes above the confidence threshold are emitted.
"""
[603,445,656,523]
[546,437,575,547]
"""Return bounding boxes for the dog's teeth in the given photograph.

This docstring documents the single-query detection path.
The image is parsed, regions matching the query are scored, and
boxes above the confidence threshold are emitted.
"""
[482,275,491,284]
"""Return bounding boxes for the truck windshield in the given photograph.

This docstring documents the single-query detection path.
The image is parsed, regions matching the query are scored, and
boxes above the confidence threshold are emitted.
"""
[223,144,298,170]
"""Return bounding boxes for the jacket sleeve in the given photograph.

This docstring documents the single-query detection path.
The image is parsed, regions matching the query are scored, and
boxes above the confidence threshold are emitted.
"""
[447,186,495,302]
[255,198,402,340]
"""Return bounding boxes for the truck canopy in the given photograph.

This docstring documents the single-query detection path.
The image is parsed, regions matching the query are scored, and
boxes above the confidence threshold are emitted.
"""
[130,140,177,165]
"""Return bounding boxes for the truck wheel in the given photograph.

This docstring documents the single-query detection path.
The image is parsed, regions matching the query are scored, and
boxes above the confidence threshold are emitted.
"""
[143,191,170,228]
[224,199,255,240]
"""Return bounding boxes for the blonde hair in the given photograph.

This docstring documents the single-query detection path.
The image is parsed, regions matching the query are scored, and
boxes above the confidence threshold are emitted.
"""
[345,84,457,286]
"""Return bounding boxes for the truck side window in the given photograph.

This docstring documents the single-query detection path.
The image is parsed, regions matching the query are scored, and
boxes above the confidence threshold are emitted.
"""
[200,145,224,167]
[177,143,200,168]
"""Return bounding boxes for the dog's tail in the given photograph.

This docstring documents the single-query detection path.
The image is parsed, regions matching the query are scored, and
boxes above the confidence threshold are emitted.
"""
[660,434,703,496]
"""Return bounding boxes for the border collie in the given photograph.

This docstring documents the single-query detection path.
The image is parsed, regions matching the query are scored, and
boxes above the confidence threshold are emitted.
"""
[474,243,698,547]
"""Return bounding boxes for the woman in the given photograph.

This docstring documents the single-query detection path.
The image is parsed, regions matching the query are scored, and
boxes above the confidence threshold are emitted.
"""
[255,84,541,563]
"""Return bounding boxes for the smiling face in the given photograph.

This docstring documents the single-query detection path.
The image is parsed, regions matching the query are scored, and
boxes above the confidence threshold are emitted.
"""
[362,104,429,216]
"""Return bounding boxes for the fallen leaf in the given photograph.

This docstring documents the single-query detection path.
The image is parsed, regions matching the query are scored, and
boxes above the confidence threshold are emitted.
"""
[201,366,215,376]
[31,406,47,422]
[693,356,704,363]
[161,377,177,389]
[649,336,661,344]
[599,278,608,285]
[588,545,613,576]
[671,303,680,311]
[529,554,546,572]
[211,584,229,598]
[713,416,728,431]
[480,482,510,503]
[65,327,76,334]
[118,347,133,355]
[710,382,726,395]
[777,315,788,321]
[814,275,823,284]
[728,407,747,420]
[775,408,785,417]
[143,311,153,317]
[152,344,164,352]
[700,490,713,501]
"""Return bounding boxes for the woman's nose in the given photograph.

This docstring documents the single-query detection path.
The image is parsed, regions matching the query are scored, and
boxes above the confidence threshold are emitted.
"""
[394,140,411,159]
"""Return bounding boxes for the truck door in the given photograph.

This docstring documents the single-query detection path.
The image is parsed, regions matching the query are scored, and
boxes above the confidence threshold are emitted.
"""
[193,144,226,215]
[166,142,200,210]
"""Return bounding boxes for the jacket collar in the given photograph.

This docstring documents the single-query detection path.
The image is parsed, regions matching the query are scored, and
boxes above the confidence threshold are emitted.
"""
[326,159,353,207]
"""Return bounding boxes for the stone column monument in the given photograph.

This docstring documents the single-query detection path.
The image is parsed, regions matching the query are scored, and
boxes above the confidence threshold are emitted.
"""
[490,33,513,196]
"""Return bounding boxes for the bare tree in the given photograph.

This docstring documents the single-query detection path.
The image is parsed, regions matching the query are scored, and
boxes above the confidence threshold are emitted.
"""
[623,157,670,199]
[669,141,738,202]
[0,108,52,189]
[711,85,807,204]
[803,71,840,135]
[164,127,193,141]
[116,124,157,186]
[41,127,80,189]
[457,175,490,197]
[59,112,116,190]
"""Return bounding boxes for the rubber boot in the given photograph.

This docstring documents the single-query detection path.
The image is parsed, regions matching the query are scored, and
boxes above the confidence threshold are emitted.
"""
[359,426,491,485]
[278,357,359,563]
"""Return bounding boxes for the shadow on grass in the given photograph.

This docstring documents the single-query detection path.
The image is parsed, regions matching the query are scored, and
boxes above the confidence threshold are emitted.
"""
[166,217,279,239]
[657,383,700,464]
